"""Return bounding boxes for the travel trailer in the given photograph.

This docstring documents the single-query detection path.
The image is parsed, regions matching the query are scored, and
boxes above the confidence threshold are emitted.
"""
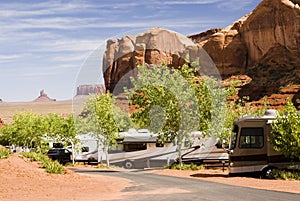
[74,129,229,169]
[228,109,299,177]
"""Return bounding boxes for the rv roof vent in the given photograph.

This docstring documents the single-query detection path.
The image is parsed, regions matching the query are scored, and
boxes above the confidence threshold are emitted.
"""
[264,109,277,117]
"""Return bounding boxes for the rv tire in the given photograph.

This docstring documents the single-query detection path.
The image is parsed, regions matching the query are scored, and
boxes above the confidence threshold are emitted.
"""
[261,166,276,179]
[124,160,134,169]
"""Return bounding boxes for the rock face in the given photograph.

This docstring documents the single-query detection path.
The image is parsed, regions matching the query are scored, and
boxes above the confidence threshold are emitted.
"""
[33,90,56,102]
[102,0,300,107]
[76,84,105,96]
[189,0,300,102]
[103,27,215,94]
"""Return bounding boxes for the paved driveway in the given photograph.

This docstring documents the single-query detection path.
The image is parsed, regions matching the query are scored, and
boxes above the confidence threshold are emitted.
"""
[74,169,300,201]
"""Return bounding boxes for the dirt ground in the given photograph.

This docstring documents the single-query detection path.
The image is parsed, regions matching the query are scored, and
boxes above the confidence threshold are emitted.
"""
[0,154,299,201]
[0,154,130,201]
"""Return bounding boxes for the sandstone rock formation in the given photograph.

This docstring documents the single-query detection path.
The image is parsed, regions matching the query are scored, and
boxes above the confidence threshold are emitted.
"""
[103,27,217,94]
[189,0,300,77]
[76,84,105,96]
[102,0,300,108]
[33,90,56,102]
[189,0,300,103]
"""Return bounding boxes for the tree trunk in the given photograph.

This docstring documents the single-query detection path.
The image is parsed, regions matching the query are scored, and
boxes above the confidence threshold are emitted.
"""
[178,142,183,166]
[104,141,110,167]
[70,140,75,165]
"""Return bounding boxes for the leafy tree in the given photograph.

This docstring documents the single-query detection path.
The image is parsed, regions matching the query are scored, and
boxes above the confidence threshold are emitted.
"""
[77,93,127,166]
[0,112,78,158]
[126,64,226,165]
[271,100,300,160]
[0,112,48,151]
[94,92,120,167]
[45,114,78,163]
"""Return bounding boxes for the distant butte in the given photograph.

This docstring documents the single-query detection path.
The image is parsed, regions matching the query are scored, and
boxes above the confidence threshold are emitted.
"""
[33,89,56,102]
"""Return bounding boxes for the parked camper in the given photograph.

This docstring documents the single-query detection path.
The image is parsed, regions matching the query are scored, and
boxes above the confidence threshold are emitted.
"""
[73,129,178,168]
[228,109,299,177]
[73,133,99,163]
[100,129,178,169]
[181,131,228,165]
[74,129,229,169]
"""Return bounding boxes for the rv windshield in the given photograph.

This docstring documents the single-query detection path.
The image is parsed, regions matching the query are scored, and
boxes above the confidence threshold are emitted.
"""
[230,125,238,149]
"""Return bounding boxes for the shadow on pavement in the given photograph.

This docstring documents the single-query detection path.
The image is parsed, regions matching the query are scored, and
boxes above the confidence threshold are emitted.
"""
[191,173,229,178]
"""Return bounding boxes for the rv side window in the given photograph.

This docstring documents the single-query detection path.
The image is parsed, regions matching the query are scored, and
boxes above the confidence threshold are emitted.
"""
[108,143,124,153]
[124,143,147,152]
[239,127,264,148]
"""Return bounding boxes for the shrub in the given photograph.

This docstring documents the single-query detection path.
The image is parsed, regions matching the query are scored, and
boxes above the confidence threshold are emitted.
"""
[20,152,65,174]
[0,147,11,159]
[165,163,205,171]
[271,101,300,160]
[272,169,300,180]
[45,160,65,174]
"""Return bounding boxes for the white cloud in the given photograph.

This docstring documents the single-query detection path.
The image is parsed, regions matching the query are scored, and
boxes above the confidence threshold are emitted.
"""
[217,0,254,11]
[162,0,222,5]
[0,54,30,63]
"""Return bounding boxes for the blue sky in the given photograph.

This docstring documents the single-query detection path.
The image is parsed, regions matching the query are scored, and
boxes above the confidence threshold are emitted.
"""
[0,0,261,102]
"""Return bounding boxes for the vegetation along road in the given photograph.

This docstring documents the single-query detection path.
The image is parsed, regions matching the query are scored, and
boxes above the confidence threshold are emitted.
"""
[74,169,300,201]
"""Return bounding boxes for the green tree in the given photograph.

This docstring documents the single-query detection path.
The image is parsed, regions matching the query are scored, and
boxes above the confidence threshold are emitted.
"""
[126,64,226,165]
[0,112,48,151]
[94,92,120,167]
[77,93,127,166]
[45,114,78,163]
[271,100,300,160]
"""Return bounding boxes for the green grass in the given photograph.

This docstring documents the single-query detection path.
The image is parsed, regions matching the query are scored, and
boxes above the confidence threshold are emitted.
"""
[0,147,11,159]
[20,152,65,174]
[165,163,205,171]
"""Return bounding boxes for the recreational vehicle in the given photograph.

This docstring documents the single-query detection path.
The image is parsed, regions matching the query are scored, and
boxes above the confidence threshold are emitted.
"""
[74,129,229,169]
[74,129,178,168]
[180,131,228,165]
[228,109,299,177]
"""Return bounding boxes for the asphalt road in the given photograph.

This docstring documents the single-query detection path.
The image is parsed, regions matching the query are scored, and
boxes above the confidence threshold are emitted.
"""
[74,169,300,201]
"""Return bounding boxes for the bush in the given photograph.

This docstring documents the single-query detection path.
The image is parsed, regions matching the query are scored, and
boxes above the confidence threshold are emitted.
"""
[0,147,11,159]
[45,160,66,174]
[271,101,300,160]
[272,169,300,180]
[20,152,65,174]
[165,163,205,171]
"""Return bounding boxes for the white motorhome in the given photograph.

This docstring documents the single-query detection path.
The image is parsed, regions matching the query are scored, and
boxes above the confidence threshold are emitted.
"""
[73,133,99,163]
[228,109,300,177]
[181,131,228,165]
[74,129,178,168]
[74,129,229,169]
